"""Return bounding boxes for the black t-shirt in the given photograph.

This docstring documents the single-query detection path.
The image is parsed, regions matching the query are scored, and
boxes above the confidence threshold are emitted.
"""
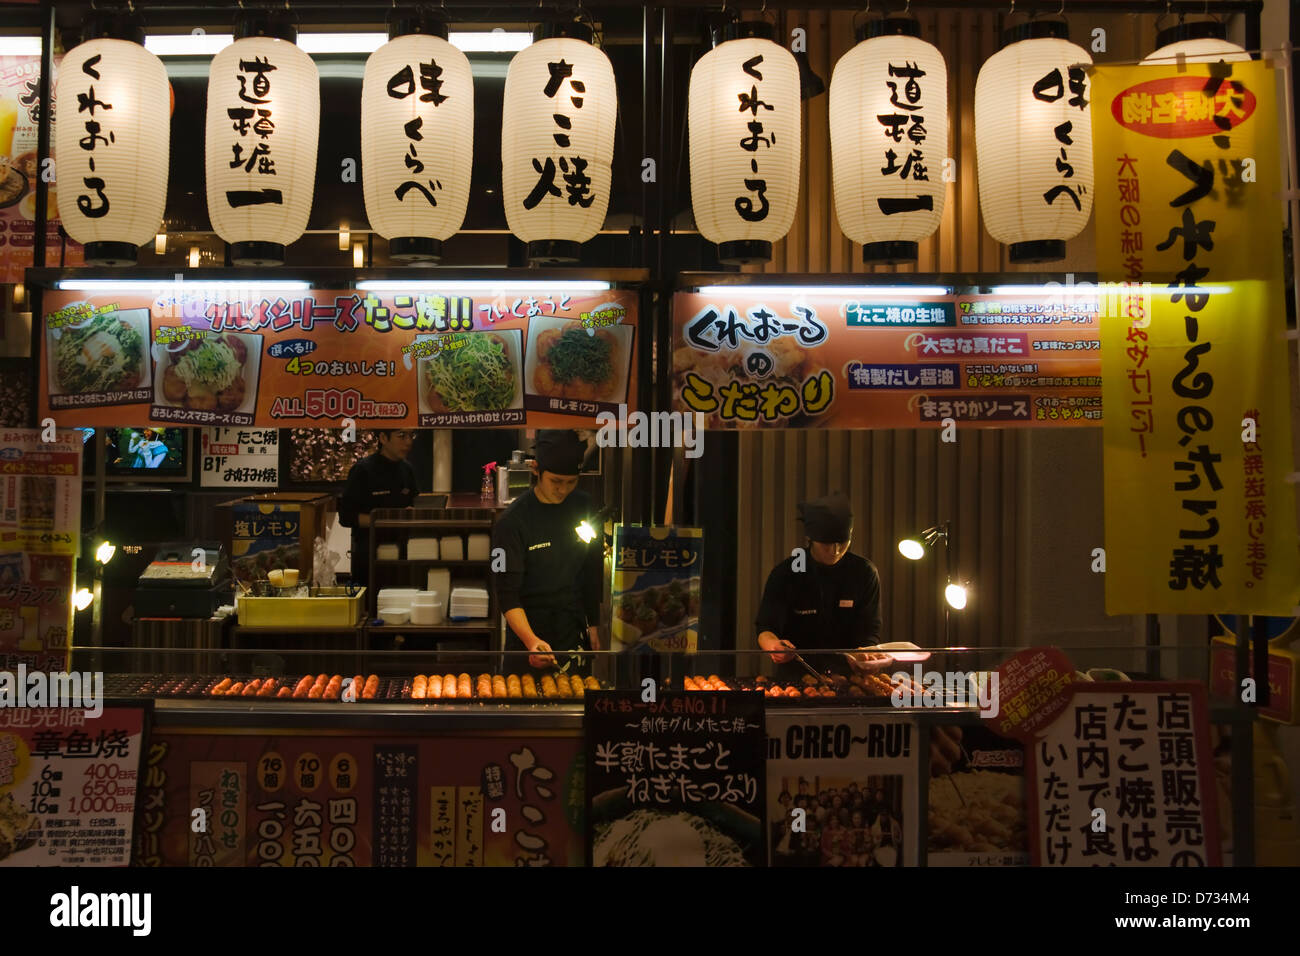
[337,452,420,577]
[491,488,602,625]
[755,552,883,675]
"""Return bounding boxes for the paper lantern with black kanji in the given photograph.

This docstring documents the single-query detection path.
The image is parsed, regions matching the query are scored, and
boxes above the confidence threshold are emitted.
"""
[1143,20,1250,64]
[689,22,801,266]
[500,23,616,264]
[204,20,319,266]
[974,25,1094,263]
[830,19,947,264]
[362,22,473,263]
[55,36,170,266]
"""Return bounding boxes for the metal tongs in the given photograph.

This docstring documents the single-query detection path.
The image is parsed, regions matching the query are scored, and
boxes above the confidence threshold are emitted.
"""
[791,653,834,687]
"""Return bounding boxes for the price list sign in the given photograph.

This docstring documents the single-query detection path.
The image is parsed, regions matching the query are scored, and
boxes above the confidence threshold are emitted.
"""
[0,703,148,866]
[584,690,766,867]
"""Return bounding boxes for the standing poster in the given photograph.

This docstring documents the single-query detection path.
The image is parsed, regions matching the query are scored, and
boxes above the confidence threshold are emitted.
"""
[0,55,83,283]
[38,286,639,430]
[1094,60,1300,614]
[611,526,702,654]
[0,429,82,673]
[231,501,302,589]
[137,729,583,866]
[927,723,1028,867]
[1028,682,1221,867]
[672,289,1102,429]
[200,427,280,489]
[585,690,766,866]
[765,712,919,867]
[0,703,148,866]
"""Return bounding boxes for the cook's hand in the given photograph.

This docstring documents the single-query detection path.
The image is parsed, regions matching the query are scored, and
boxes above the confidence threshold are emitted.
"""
[528,640,557,669]
[587,625,602,652]
[930,725,963,776]
[847,648,894,673]
[759,634,796,664]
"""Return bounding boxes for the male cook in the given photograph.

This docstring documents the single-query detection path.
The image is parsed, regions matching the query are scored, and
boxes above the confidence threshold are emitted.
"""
[338,429,420,589]
[756,491,884,678]
[491,430,603,675]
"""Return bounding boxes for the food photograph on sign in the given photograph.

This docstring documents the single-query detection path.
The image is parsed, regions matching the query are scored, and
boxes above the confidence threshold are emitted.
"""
[524,313,635,411]
[45,307,152,408]
[414,329,525,421]
[152,330,261,420]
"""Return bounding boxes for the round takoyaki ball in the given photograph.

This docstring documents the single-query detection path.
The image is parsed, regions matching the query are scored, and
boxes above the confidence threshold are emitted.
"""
[186,383,218,411]
[216,376,246,412]
[162,364,187,403]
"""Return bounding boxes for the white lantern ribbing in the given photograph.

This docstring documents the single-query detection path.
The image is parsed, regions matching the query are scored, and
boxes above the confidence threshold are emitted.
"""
[205,15,319,266]
[362,15,472,263]
[975,23,1094,263]
[501,22,616,265]
[55,17,170,266]
[1143,20,1250,64]
[830,18,947,264]
[689,21,801,265]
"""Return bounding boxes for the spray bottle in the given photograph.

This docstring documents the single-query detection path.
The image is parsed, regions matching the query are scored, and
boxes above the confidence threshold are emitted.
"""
[481,461,498,502]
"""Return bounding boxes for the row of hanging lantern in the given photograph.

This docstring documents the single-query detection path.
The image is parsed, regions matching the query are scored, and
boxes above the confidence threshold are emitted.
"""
[53,8,1248,269]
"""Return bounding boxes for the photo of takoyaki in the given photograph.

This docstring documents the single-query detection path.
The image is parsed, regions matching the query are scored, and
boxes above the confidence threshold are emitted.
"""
[153,331,259,415]
[525,316,634,405]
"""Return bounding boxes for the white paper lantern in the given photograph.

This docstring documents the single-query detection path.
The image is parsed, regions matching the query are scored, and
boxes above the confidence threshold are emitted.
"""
[55,31,170,266]
[501,24,616,264]
[689,23,801,265]
[975,25,1094,263]
[830,19,947,264]
[205,19,319,266]
[362,22,473,262]
[1143,22,1250,64]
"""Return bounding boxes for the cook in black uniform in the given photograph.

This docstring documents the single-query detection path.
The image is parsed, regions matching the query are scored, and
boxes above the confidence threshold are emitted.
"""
[756,492,885,678]
[491,430,602,676]
[337,429,420,587]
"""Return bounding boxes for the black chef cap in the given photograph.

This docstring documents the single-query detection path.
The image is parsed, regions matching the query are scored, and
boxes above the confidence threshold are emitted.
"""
[798,492,852,543]
[534,430,585,476]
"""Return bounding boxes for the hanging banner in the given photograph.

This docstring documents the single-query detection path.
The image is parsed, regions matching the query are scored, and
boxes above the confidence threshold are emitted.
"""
[672,289,1101,429]
[1094,60,1300,614]
[0,429,81,674]
[1028,682,1221,867]
[765,712,919,868]
[0,56,83,283]
[37,286,639,430]
[136,728,583,866]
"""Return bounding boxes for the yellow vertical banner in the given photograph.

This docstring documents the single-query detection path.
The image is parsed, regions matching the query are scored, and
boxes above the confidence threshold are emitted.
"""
[1095,59,1299,614]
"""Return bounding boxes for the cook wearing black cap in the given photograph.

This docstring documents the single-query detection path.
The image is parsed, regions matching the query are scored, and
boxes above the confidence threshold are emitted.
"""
[491,430,603,675]
[755,492,884,678]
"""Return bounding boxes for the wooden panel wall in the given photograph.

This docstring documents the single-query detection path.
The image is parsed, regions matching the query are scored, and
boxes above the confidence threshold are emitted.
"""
[728,10,1160,664]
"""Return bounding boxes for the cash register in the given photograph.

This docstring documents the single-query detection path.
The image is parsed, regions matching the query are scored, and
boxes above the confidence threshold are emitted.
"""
[134,541,231,619]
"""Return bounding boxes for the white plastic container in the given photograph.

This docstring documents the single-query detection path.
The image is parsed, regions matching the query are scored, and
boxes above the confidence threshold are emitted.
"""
[426,570,451,613]
[377,588,419,608]
[466,533,491,562]
[450,586,491,619]
[410,604,436,625]
[376,543,400,561]
[407,537,439,560]
[379,606,410,624]
[439,535,464,561]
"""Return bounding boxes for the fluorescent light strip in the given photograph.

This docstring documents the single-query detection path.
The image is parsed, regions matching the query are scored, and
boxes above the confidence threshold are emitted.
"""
[55,279,311,292]
[0,37,42,57]
[145,31,532,57]
[693,284,950,297]
[357,280,611,293]
[990,284,1237,296]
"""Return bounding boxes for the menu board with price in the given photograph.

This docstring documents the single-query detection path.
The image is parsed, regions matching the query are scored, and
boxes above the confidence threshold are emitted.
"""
[200,427,280,488]
[0,703,149,866]
[585,690,766,866]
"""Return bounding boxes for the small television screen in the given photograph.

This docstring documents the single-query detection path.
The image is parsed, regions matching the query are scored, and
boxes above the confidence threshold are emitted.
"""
[103,427,192,482]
